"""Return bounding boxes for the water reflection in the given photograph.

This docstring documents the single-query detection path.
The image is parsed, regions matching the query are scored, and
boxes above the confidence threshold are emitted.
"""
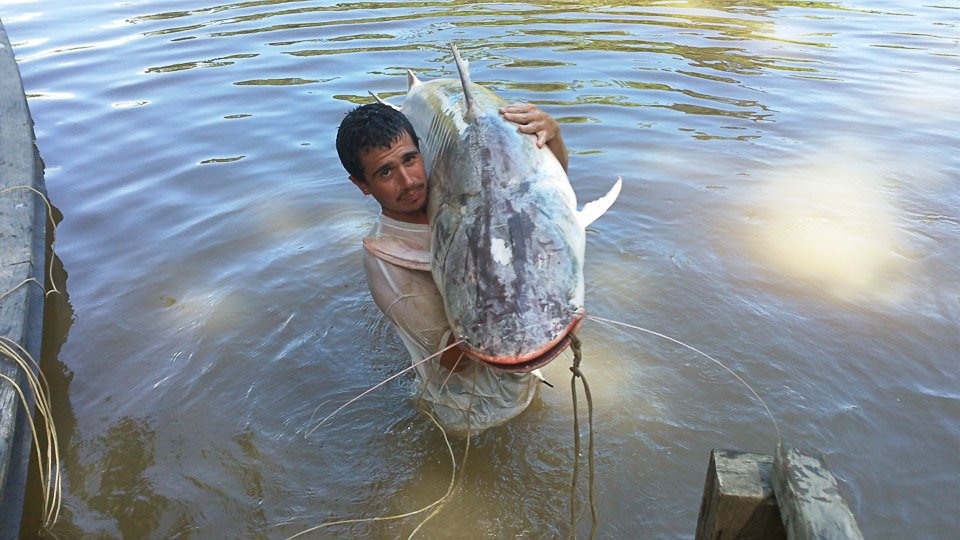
[83,417,174,537]
[20,248,74,538]
[127,0,829,79]
[234,77,323,86]
[144,53,259,74]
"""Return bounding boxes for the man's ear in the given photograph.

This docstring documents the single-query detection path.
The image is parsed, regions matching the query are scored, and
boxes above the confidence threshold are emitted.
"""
[349,175,370,195]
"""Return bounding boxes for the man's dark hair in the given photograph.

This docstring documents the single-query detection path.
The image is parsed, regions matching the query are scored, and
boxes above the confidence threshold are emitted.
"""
[336,103,420,182]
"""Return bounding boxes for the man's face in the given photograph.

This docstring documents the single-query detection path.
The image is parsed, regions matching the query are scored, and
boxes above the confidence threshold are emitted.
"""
[350,131,428,224]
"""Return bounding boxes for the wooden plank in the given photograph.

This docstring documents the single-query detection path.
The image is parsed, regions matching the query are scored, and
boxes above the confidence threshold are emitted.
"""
[772,444,864,540]
[696,449,786,540]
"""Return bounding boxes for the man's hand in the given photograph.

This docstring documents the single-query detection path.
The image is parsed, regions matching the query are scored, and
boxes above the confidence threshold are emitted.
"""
[499,103,569,172]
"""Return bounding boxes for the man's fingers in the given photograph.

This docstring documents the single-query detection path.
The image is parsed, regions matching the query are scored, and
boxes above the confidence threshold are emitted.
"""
[500,103,537,123]
[501,103,555,148]
[503,112,530,124]
[516,122,538,133]
[501,103,534,114]
[514,123,548,147]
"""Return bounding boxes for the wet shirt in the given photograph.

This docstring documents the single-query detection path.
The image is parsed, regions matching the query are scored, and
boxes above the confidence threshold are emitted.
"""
[363,214,538,435]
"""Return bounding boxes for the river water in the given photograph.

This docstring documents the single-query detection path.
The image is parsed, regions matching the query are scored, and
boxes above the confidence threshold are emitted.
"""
[1,0,958,537]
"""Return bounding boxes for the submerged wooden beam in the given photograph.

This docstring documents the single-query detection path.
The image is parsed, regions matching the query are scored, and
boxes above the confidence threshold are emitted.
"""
[772,444,864,540]
[697,445,864,540]
[696,449,786,540]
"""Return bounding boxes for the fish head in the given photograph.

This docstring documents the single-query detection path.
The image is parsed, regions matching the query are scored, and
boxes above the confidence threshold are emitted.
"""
[434,198,587,372]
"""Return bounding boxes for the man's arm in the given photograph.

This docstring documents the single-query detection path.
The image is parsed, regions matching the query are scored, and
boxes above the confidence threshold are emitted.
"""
[499,103,569,172]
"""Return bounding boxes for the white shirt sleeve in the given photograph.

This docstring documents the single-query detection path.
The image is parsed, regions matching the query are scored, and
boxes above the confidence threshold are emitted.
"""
[363,249,448,360]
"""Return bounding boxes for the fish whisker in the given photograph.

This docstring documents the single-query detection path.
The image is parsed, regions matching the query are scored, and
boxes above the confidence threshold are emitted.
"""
[305,339,465,437]
[586,315,781,444]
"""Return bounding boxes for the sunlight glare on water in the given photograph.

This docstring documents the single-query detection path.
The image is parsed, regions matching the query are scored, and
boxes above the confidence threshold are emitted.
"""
[1,0,958,537]
[753,139,907,301]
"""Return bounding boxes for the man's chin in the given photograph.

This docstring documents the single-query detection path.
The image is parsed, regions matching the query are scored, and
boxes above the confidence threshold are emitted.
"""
[399,189,425,207]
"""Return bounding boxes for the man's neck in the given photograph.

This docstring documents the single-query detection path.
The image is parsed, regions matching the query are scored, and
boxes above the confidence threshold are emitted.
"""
[382,209,428,224]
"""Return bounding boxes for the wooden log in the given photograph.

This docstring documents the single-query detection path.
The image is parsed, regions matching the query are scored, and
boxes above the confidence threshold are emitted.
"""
[772,444,864,540]
[696,449,786,540]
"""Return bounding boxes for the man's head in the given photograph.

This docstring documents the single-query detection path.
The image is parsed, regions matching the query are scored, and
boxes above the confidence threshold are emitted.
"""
[337,103,428,223]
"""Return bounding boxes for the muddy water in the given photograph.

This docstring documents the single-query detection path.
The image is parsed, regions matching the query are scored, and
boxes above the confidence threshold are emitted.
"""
[1,0,958,537]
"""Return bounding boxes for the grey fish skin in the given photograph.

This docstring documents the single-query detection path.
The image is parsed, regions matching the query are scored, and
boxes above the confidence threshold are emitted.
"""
[402,74,586,366]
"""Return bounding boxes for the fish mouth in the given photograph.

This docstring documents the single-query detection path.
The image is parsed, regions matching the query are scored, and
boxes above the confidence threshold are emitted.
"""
[467,313,584,373]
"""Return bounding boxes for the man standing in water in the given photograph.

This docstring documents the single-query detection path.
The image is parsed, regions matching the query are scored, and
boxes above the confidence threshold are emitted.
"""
[336,102,568,435]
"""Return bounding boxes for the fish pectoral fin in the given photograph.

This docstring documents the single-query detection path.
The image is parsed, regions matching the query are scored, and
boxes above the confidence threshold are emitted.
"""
[576,176,622,229]
[407,69,422,90]
[363,236,432,272]
[368,91,400,111]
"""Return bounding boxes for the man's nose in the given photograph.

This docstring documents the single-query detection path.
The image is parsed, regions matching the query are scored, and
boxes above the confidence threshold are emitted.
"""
[398,165,417,186]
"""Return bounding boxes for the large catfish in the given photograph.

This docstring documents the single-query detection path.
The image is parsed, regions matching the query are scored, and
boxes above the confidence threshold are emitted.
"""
[365,45,621,372]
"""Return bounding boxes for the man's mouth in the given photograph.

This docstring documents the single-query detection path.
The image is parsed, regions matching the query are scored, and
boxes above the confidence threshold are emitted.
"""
[399,186,425,203]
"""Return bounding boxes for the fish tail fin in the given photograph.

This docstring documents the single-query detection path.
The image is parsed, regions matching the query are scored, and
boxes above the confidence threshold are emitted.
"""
[577,177,622,229]
[450,43,476,120]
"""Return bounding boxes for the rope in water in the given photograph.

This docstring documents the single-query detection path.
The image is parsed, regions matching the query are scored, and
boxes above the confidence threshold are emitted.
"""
[568,334,597,539]
[588,315,781,445]
[291,345,475,538]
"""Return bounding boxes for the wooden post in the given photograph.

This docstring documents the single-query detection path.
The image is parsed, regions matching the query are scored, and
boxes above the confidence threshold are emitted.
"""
[772,444,864,540]
[696,449,786,540]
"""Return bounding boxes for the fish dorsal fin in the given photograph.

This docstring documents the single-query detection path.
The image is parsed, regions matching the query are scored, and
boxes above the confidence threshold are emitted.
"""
[407,69,422,90]
[363,236,431,272]
[368,91,400,111]
[577,177,622,229]
[450,43,476,121]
